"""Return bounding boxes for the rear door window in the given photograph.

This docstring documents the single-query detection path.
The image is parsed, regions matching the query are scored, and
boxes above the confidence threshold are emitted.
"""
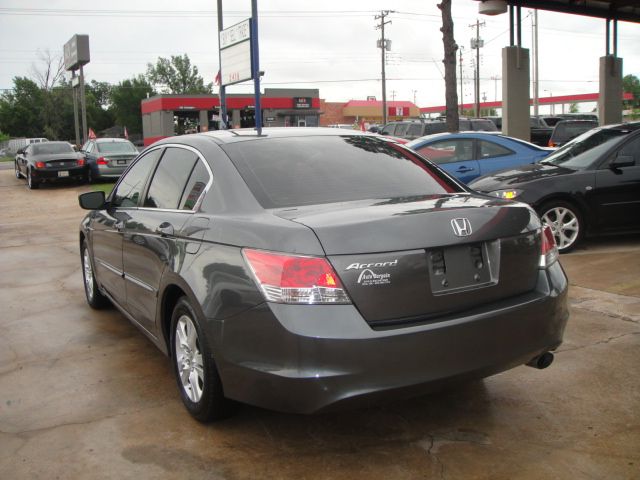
[224,136,461,208]
[394,123,409,137]
[179,160,211,210]
[144,147,198,210]
[407,124,423,138]
[479,140,513,158]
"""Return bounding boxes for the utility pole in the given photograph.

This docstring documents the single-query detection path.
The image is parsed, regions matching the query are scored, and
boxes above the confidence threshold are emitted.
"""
[459,47,464,115]
[412,89,417,104]
[470,19,485,118]
[376,10,393,125]
[532,9,539,117]
[391,90,397,101]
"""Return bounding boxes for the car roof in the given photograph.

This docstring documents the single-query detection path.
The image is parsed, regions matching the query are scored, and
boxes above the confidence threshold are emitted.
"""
[170,127,382,145]
[95,137,132,143]
[406,131,504,145]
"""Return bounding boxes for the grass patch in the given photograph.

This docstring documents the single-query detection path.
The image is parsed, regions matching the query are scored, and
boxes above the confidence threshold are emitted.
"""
[91,181,116,195]
[1,156,13,162]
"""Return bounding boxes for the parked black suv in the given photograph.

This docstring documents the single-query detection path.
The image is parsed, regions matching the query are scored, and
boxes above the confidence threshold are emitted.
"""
[380,118,497,140]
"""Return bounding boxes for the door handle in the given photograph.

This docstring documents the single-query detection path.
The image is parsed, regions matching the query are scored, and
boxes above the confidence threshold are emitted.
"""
[155,222,174,237]
[456,166,474,173]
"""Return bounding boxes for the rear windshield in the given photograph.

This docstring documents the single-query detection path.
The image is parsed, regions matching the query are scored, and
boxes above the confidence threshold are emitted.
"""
[97,141,137,154]
[33,143,73,155]
[552,121,597,142]
[223,135,461,208]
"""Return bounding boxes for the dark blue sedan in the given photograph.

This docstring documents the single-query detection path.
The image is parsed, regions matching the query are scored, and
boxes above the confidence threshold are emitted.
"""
[407,132,552,183]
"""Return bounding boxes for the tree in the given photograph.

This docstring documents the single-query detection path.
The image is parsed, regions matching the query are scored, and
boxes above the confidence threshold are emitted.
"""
[0,77,45,137]
[146,54,212,94]
[569,102,579,113]
[110,75,155,134]
[30,49,66,91]
[437,0,459,133]
[623,74,640,109]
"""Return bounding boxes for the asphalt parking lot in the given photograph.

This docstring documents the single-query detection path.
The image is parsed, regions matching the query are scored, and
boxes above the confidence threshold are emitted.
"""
[0,168,638,479]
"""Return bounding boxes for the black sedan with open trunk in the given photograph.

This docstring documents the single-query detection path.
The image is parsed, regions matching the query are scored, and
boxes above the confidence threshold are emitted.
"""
[78,128,569,422]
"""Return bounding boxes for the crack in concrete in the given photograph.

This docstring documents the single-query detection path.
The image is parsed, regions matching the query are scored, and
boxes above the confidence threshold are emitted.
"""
[557,331,640,353]
[0,401,172,436]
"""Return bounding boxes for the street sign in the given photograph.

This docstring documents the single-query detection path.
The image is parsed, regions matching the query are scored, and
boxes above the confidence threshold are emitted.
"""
[220,19,252,86]
[63,34,90,71]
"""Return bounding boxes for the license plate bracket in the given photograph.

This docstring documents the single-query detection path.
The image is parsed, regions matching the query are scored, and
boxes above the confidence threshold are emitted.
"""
[428,242,497,295]
[58,171,69,177]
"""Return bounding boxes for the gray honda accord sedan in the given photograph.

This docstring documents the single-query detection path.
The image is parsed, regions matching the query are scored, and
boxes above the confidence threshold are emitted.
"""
[78,128,569,422]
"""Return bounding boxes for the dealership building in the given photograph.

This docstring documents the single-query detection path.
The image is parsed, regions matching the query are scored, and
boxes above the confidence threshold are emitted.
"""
[141,88,423,146]
[141,88,321,146]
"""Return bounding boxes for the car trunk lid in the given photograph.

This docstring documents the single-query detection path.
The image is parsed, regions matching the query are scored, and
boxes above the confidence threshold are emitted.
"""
[274,194,541,325]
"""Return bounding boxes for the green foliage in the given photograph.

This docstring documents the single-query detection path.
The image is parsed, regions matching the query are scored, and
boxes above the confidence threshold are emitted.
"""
[569,102,579,113]
[110,75,155,134]
[623,74,640,108]
[146,54,213,94]
[0,130,9,142]
[0,77,45,137]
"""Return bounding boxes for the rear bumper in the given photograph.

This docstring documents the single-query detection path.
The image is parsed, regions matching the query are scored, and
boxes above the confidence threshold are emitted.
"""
[31,166,87,181]
[210,262,569,414]
[93,164,127,178]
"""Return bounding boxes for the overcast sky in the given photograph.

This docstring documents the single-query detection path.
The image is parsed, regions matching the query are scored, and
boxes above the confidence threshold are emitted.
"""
[0,0,638,112]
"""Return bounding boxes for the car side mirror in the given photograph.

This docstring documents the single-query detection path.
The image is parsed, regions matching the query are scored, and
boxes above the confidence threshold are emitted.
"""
[610,155,635,169]
[79,191,106,210]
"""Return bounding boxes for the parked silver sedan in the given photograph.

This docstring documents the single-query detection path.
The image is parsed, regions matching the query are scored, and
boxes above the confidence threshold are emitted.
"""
[81,138,139,181]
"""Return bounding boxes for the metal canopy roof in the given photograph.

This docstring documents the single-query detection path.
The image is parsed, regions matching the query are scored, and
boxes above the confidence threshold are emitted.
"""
[505,0,640,23]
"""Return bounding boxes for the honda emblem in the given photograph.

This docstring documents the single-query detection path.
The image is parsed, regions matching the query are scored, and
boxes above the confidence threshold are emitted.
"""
[451,218,472,237]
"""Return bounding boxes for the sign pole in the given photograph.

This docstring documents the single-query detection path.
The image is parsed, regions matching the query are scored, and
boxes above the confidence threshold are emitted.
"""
[251,0,262,135]
[79,65,88,144]
[216,0,228,129]
[71,72,80,146]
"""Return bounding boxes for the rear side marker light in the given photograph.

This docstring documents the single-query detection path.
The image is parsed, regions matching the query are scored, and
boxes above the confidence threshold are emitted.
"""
[540,225,559,268]
[243,249,351,304]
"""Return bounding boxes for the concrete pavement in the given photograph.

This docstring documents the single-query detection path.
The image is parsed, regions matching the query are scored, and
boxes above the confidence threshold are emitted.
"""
[0,169,638,479]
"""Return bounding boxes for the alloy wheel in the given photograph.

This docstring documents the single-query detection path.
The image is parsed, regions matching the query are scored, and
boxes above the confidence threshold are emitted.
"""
[174,315,204,403]
[83,248,94,301]
[541,206,580,251]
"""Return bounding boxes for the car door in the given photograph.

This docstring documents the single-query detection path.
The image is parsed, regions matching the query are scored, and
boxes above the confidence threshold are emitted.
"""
[90,149,160,307]
[592,134,640,231]
[121,146,207,333]
[415,138,480,183]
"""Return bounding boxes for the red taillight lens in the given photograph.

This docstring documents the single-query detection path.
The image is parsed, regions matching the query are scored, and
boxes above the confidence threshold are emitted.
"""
[243,249,351,304]
[77,158,85,166]
[35,161,46,168]
[540,225,559,268]
[97,157,108,165]
[548,140,557,148]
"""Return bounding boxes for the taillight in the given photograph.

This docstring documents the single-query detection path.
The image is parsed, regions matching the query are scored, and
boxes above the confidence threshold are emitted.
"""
[97,157,108,165]
[548,140,557,148]
[540,225,559,268]
[77,158,85,166]
[243,249,351,304]
[35,161,46,168]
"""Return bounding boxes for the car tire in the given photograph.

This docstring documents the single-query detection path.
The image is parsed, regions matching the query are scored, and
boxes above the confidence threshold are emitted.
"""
[27,169,39,189]
[170,297,236,422]
[539,201,583,253]
[81,240,110,309]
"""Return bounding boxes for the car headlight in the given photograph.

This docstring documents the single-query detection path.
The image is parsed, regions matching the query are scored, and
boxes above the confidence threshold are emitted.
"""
[490,189,523,200]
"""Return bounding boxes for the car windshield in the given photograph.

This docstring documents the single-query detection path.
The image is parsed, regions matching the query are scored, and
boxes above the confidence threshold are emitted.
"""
[97,141,137,153]
[223,135,462,208]
[541,128,630,169]
[33,143,74,155]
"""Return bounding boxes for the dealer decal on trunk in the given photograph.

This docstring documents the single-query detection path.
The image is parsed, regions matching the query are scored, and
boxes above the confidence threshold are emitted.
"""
[357,269,391,286]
